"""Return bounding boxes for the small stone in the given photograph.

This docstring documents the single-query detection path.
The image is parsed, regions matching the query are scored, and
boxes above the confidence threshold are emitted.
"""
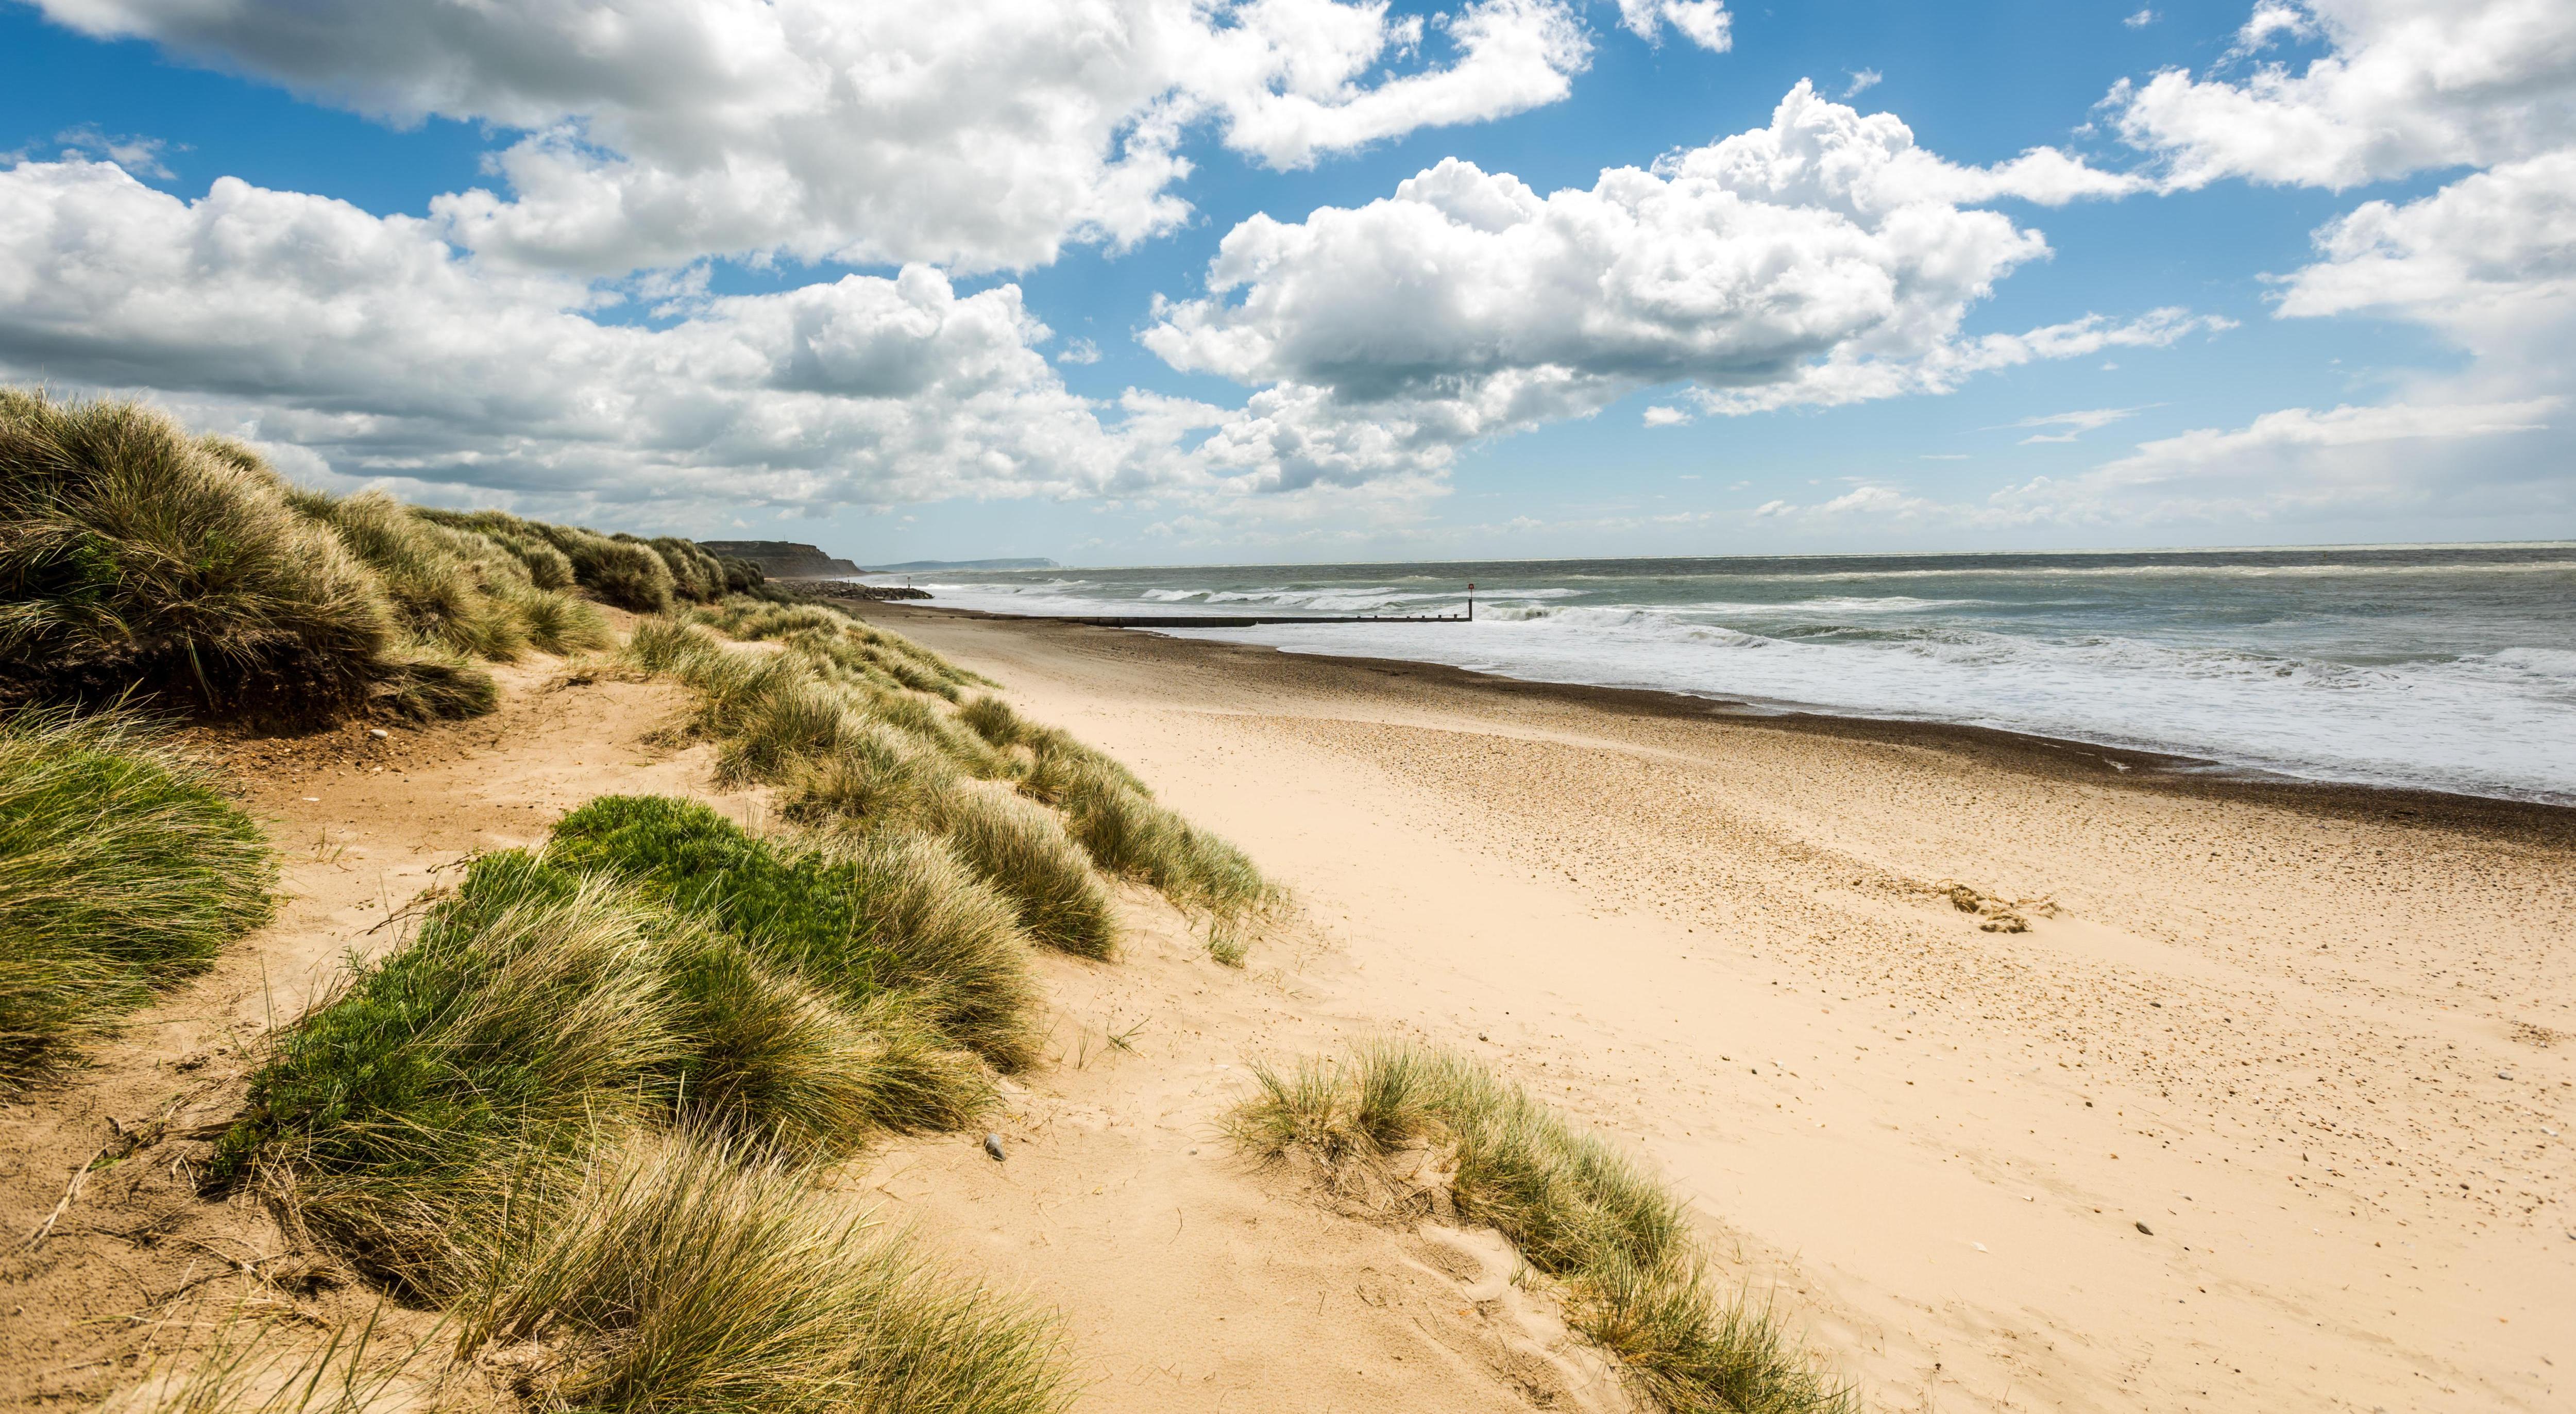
[368,728,389,739]
[982,1134,1005,1163]
[2135,1220,2155,1236]
[2498,1071,2515,1081]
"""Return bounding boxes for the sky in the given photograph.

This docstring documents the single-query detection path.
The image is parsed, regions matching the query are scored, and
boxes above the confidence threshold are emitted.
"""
[1,0,2570,566]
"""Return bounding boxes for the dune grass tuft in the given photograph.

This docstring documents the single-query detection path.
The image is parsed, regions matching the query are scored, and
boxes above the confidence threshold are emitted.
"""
[461,1133,1068,1414]
[634,600,1284,960]
[541,526,675,612]
[931,788,1117,960]
[1,389,404,715]
[0,708,275,1082]
[975,699,1281,956]
[221,797,1067,1412]
[548,795,1039,1069]
[1230,1041,1854,1414]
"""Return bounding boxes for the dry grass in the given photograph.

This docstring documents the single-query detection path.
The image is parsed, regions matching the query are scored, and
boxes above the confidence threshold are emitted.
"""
[1,389,407,716]
[970,696,1281,960]
[459,1133,1068,1414]
[623,619,1116,959]
[1231,1042,1855,1414]
[930,788,1117,960]
[221,812,1068,1413]
[0,707,275,1083]
[104,1303,446,1414]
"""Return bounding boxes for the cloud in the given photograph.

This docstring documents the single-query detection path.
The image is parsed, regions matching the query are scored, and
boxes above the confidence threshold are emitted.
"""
[1843,68,1882,97]
[1141,82,2172,485]
[0,159,1156,519]
[1738,399,2561,531]
[1754,484,1942,521]
[1056,338,1104,366]
[2123,8,2158,28]
[2277,150,2576,346]
[1642,404,1691,426]
[1615,1,1734,52]
[2107,0,2576,191]
[8,125,183,178]
[31,0,1591,276]
[2006,405,2148,443]
[1986,399,2564,525]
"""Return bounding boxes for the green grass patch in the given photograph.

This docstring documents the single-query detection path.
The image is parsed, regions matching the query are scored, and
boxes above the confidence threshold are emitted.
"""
[973,698,1280,957]
[0,708,275,1083]
[1231,1042,1854,1414]
[217,803,1066,1412]
[549,795,1038,1068]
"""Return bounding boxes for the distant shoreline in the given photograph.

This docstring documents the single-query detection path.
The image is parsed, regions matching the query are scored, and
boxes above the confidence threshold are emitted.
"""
[867,599,2576,838]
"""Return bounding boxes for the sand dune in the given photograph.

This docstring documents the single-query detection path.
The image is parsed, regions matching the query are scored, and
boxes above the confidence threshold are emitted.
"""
[9,611,2568,1413]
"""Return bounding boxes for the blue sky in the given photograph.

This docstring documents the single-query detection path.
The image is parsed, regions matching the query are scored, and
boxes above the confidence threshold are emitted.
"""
[2,0,2567,565]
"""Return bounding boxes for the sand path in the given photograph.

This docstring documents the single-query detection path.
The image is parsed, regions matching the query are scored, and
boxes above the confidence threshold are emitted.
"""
[865,607,2575,1414]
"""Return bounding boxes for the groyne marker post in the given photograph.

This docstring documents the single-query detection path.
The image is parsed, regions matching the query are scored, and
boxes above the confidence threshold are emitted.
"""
[1468,582,1475,621]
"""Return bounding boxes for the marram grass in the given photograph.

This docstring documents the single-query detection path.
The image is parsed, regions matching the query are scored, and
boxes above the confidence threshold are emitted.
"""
[4,388,752,726]
[222,808,1069,1412]
[460,1132,1069,1414]
[630,607,1281,962]
[0,708,275,1082]
[1231,1041,1856,1414]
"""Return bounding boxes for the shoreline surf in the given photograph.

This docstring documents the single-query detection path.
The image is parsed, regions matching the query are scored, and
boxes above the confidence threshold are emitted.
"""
[877,601,2576,833]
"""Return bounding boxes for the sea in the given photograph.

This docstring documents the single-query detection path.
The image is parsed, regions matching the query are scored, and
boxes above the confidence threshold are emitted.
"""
[876,546,2576,805]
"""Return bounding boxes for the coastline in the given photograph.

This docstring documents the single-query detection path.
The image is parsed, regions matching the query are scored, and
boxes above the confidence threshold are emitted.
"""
[875,602,2576,840]
[848,596,2574,1412]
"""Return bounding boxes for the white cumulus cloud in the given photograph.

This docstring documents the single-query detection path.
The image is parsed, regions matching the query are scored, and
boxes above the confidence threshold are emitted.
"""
[2108,0,2576,191]
[29,0,1592,276]
[0,159,1149,518]
[2091,1,2576,528]
[1142,83,2185,485]
[1615,0,1733,52]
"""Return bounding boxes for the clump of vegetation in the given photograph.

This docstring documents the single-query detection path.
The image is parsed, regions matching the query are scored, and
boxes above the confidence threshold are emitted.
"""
[968,695,1278,946]
[1,389,406,715]
[0,708,275,1082]
[289,490,610,659]
[222,843,1005,1269]
[1230,1042,1854,1414]
[646,535,727,603]
[633,602,1284,964]
[221,800,1069,1411]
[929,788,1118,961]
[548,795,1039,1069]
[460,1133,1067,1414]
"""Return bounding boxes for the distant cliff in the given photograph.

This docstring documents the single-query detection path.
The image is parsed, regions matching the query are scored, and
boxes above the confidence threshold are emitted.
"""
[696,540,863,578]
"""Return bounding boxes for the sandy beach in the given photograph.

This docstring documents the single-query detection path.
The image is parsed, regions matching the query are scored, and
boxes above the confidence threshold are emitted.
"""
[849,604,2574,1412]
[7,605,2569,1414]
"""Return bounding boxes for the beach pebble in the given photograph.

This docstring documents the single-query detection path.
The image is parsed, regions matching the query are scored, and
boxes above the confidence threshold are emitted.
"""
[368,728,388,738]
[2497,1071,2514,1081]
[2135,1220,2155,1236]
[983,1134,1006,1163]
